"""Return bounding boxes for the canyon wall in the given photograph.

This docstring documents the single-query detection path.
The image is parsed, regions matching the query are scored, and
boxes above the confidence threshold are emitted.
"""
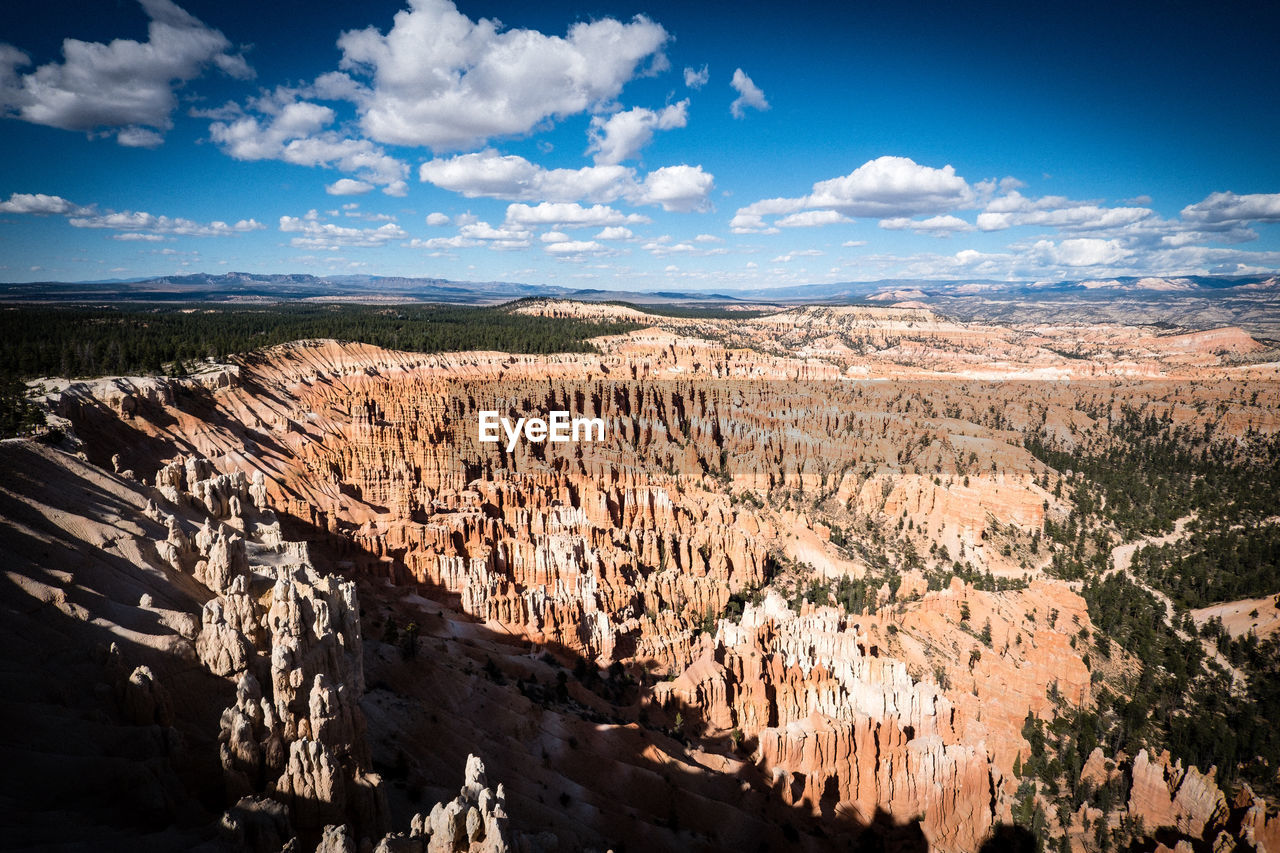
[17,308,1280,851]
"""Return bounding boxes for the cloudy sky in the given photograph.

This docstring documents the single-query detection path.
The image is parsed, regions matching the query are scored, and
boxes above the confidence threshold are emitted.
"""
[1,0,1278,289]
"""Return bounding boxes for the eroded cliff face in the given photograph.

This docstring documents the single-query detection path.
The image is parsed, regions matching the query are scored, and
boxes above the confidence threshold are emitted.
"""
[22,310,1280,851]
[0,440,522,852]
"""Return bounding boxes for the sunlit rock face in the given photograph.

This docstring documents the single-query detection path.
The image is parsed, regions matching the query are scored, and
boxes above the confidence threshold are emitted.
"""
[21,310,1280,850]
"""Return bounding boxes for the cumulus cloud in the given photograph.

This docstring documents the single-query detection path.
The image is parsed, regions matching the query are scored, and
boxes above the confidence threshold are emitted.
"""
[421,149,632,202]
[806,157,973,217]
[729,196,803,233]
[772,249,823,263]
[684,65,709,89]
[1032,237,1128,267]
[879,214,974,235]
[70,210,265,236]
[0,0,251,146]
[587,100,688,165]
[729,68,768,118]
[504,202,648,229]
[279,210,406,248]
[544,239,610,256]
[457,220,531,249]
[0,192,92,216]
[728,213,777,234]
[342,207,396,222]
[642,240,728,257]
[2,191,263,239]
[112,232,166,242]
[412,220,535,251]
[328,0,669,151]
[976,191,1152,232]
[420,149,714,211]
[425,212,451,226]
[326,178,375,195]
[731,156,974,232]
[639,164,714,212]
[595,226,634,240]
[962,187,1280,259]
[1181,191,1280,225]
[209,94,408,192]
[777,210,851,228]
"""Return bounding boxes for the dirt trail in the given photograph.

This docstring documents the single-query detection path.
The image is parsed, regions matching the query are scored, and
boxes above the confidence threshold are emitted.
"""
[1106,514,1196,581]
[1106,515,1248,692]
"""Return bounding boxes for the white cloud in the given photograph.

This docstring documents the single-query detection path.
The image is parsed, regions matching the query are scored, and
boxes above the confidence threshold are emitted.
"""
[425,212,451,226]
[112,232,166,242]
[420,149,632,202]
[541,230,570,243]
[728,197,804,233]
[731,156,974,233]
[279,212,406,248]
[545,239,609,256]
[729,68,769,118]
[638,164,714,212]
[879,214,973,235]
[210,95,408,189]
[587,100,688,165]
[326,178,375,196]
[772,249,823,262]
[69,210,264,237]
[642,240,728,257]
[330,0,669,151]
[342,208,396,222]
[116,127,166,148]
[0,0,251,147]
[976,191,1152,232]
[457,220,532,249]
[1032,237,1128,267]
[1181,191,1280,225]
[842,240,868,247]
[504,202,648,229]
[806,157,973,216]
[694,233,721,243]
[736,197,807,217]
[684,65,709,89]
[729,213,778,234]
[0,192,92,216]
[595,226,634,240]
[407,235,480,250]
[777,210,851,228]
[421,149,713,212]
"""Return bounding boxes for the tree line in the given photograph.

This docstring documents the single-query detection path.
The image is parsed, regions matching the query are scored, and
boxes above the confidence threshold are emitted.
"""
[0,302,640,381]
[0,301,643,437]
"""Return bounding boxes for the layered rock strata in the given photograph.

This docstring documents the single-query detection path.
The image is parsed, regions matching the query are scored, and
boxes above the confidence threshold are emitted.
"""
[32,325,1280,851]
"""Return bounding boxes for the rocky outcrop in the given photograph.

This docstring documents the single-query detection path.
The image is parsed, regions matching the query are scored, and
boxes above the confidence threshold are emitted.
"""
[1238,784,1280,853]
[303,755,518,853]
[221,795,295,853]
[1128,749,1228,839]
[31,331,1280,852]
[121,664,174,726]
[135,448,395,846]
[653,593,996,852]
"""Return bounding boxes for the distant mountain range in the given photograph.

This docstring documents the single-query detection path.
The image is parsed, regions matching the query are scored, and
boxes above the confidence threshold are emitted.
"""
[1,270,1276,306]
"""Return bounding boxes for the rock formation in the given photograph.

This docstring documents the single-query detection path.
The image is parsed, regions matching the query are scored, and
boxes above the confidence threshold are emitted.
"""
[11,308,1279,851]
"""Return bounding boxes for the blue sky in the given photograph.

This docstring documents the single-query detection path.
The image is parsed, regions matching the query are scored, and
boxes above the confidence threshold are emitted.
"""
[1,0,1278,289]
